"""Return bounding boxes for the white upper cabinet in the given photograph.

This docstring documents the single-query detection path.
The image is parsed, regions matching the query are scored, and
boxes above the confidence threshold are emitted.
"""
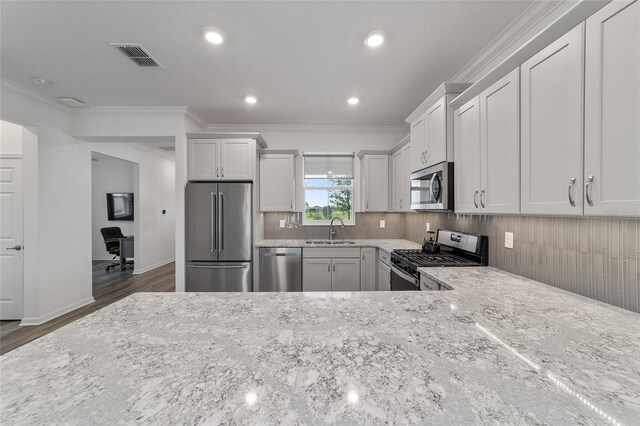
[361,154,389,212]
[584,0,640,217]
[410,114,426,172]
[392,144,412,212]
[260,153,295,212]
[220,139,253,180]
[188,138,254,181]
[480,68,520,214]
[521,24,584,215]
[188,139,220,181]
[454,97,481,214]
[424,96,447,168]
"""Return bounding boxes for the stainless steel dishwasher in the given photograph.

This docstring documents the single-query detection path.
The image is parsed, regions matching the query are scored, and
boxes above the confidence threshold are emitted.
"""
[258,248,302,292]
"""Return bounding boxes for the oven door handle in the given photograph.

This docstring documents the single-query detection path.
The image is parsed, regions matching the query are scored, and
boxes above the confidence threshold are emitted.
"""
[391,265,420,286]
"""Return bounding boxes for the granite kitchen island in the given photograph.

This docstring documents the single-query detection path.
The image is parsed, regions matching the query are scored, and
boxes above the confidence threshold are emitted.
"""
[1,268,639,425]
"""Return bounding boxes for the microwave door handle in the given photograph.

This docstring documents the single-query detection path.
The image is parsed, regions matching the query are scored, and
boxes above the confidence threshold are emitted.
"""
[429,173,437,201]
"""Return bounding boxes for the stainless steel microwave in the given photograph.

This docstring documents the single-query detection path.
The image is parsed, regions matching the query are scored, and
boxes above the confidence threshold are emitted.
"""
[410,162,454,211]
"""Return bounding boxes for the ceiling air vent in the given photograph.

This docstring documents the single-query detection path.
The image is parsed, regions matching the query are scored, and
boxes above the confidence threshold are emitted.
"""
[110,43,163,68]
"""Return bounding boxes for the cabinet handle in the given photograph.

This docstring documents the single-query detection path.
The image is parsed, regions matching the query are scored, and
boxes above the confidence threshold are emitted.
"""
[400,198,403,209]
[568,177,576,207]
[327,263,330,272]
[290,200,293,209]
[480,189,485,208]
[216,167,219,178]
[333,263,336,272]
[221,167,224,177]
[473,190,478,208]
[366,201,369,210]
[586,175,594,206]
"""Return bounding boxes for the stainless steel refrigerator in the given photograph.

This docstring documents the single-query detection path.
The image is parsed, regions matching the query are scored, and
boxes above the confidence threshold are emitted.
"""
[186,182,253,291]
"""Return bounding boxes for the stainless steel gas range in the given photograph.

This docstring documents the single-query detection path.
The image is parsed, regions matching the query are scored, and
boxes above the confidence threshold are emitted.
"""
[390,229,488,291]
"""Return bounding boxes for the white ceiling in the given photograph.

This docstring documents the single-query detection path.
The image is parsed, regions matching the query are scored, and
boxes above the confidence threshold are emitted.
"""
[1,1,531,126]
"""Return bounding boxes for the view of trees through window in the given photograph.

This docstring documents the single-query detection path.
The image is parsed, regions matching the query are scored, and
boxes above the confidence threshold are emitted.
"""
[304,178,353,222]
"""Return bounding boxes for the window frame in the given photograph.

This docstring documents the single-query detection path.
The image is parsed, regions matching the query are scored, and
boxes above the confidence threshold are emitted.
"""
[302,154,356,226]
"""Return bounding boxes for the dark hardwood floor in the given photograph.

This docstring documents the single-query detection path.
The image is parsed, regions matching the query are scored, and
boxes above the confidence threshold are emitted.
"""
[0,261,175,355]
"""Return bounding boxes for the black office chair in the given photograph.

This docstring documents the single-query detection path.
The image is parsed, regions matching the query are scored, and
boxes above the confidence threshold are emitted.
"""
[100,227,134,271]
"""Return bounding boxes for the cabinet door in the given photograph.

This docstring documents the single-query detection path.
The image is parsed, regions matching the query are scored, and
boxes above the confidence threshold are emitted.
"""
[377,260,390,291]
[401,144,412,211]
[480,68,520,214]
[188,139,220,181]
[221,139,253,180]
[391,149,402,211]
[303,258,332,292]
[332,258,361,291]
[360,248,376,291]
[410,113,426,172]
[260,154,294,211]
[363,155,389,212]
[424,95,447,167]
[585,0,640,217]
[453,97,481,213]
[521,24,584,215]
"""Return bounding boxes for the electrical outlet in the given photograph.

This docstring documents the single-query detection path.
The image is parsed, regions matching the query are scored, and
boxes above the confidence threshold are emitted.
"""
[426,222,431,232]
[279,219,286,228]
[379,220,385,228]
[505,232,514,249]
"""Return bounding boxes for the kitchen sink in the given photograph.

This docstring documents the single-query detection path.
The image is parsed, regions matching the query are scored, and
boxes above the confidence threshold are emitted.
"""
[305,240,356,245]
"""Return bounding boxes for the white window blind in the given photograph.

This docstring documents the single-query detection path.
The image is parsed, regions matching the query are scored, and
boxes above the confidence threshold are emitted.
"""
[303,153,354,179]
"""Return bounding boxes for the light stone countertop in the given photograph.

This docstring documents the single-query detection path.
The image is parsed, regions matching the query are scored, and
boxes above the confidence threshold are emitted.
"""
[1,267,639,425]
[256,238,421,253]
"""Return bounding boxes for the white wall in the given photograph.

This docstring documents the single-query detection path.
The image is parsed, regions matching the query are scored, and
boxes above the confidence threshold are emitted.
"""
[89,143,176,274]
[91,157,136,260]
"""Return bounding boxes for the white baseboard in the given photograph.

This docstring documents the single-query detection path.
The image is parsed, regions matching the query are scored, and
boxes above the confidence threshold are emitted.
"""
[133,258,175,275]
[20,296,95,326]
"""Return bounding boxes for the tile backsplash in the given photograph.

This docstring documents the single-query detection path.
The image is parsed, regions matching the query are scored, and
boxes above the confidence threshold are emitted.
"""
[265,212,640,313]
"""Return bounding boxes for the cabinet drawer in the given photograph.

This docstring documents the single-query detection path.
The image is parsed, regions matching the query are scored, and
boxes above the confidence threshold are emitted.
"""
[303,248,360,258]
[378,249,390,266]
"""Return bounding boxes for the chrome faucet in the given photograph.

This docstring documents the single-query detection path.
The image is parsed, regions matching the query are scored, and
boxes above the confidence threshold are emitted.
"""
[329,217,345,241]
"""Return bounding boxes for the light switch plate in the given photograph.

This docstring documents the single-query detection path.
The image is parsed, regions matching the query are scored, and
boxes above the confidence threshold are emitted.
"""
[279,219,286,228]
[426,222,431,232]
[380,220,385,228]
[505,232,514,249]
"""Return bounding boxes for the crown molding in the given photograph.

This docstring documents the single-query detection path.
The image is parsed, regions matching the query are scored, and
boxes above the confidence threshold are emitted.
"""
[450,0,571,83]
[206,123,406,134]
[74,106,191,118]
[1,78,72,116]
[184,107,207,131]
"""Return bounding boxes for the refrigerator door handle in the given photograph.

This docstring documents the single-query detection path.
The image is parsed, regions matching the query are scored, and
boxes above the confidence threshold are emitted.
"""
[188,264,248,270]
[210,192,217,253]
[218,192,224,252]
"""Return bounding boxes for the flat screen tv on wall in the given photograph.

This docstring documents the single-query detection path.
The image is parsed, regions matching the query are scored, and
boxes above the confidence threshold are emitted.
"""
[106,193,134,221]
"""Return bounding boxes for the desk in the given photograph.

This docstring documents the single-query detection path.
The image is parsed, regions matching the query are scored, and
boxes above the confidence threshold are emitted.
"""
[119,236,134,269]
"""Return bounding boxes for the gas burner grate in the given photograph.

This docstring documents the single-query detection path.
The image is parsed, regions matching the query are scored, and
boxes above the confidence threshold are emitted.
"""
[393,250,479,267]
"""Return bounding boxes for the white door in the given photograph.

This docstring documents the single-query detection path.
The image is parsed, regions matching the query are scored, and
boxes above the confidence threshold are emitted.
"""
[401,144,412,211]
[377,260,390,291]
[410,114,426,172]
[302,258,332,292]
[0,158,24,319]
[360,248,376,291]
[391,149,402,211]
[424,96,447,167]
[521,24,584,215]
[260,154,294,211]
[332,258,360,291]
[188,139,220,180]
[480,68,521,214]
[363,155,389,212]
[584,0,640,217]
[221,139,253,180]
[454,97,481,213]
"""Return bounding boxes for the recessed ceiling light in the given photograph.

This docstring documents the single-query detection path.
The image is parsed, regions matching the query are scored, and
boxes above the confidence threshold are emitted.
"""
[203,27,224,45]
[245,95,257,104]
[364,31,385,48]
[57,97,86,107]
[32,77,52,86]
[347,97,360,105]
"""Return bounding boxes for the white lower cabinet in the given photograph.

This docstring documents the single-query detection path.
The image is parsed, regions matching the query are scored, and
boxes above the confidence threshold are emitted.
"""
[360,248,376,291]
[377,260,390,291]
[302,259,332,292]
[302,248,360,291]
